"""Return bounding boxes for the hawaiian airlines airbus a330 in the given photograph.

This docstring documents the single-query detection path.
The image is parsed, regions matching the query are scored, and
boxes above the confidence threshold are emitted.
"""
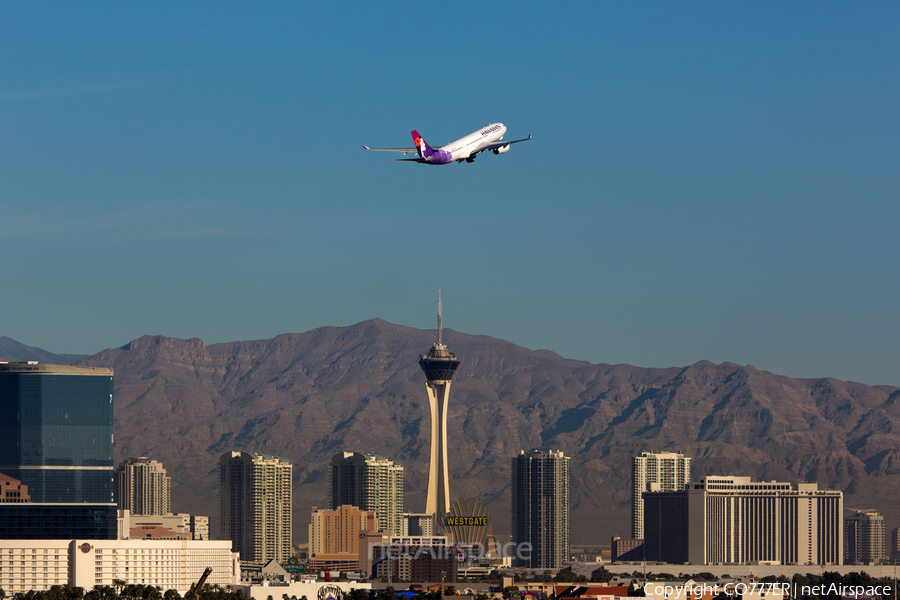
[363,123,531,164]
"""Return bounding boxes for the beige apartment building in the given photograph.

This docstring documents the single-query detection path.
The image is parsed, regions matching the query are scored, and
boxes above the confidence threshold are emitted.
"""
[845,509,885,565]
[115,457,171,516]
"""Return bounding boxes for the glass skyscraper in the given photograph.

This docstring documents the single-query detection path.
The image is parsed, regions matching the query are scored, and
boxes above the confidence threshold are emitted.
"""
[0,362,114,504]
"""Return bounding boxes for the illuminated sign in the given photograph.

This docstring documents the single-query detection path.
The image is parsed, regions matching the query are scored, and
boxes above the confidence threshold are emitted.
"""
[444,517,488,527]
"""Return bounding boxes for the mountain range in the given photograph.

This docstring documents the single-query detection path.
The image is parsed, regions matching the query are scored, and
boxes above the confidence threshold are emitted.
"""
[4,320,900,546]
[0,336,89,364]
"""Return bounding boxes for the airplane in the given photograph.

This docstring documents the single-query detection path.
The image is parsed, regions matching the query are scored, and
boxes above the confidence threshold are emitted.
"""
[362,123,531,164]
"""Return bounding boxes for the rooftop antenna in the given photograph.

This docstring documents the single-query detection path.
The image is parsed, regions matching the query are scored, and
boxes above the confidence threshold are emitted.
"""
[437,289,442,347]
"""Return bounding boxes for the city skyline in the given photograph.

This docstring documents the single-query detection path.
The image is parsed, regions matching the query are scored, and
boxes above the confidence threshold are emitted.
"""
[2,4,899,388]
[2,4,899,573]
[25,313,900,546]
[0,358,892,573]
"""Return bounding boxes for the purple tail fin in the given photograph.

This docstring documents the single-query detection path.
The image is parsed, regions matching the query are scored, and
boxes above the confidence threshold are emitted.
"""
[411,130,433,159]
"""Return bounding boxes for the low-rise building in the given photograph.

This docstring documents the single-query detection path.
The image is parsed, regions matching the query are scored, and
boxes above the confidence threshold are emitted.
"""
[0,538,238,594]
[555,585,630,600]
[0,473,31,503]
[359,533,456,582]
[238,579,371,600]
[610,536,643,562]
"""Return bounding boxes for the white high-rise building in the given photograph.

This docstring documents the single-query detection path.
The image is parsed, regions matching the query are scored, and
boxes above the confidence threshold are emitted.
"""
[218,451,292,562]
[510,449,570,569]
[632,451,691,539]
[115,457,171,516]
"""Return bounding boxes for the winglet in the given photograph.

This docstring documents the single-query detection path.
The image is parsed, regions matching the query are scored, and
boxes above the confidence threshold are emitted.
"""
[362,145,370,150]
[528,134,532,140]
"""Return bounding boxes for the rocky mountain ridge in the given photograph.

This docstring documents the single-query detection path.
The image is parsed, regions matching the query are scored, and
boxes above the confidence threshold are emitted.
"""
[32,319,900,543]
[0,336,89,364]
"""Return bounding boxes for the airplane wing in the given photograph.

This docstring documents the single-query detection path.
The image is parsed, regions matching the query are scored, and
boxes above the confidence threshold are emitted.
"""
[479,134,533,152]
[362,145,418,153]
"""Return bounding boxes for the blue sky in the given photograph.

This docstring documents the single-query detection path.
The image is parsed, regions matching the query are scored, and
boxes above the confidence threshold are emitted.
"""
[2,3,898,386]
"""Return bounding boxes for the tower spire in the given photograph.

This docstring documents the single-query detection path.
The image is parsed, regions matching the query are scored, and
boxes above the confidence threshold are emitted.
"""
[419,292,460,526]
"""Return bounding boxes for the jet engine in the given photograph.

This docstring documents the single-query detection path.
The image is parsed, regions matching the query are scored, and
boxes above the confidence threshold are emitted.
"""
[493,145,511,155]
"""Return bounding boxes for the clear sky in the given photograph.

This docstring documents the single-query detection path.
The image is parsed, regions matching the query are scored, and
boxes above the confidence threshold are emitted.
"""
[2,3,898,386]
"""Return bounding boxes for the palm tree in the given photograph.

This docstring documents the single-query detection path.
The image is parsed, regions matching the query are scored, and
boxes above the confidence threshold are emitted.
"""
[65,586,85,600]
[376,587,397,600]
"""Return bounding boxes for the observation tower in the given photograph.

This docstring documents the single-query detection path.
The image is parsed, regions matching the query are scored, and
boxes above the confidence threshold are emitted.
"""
[418,291,461,522]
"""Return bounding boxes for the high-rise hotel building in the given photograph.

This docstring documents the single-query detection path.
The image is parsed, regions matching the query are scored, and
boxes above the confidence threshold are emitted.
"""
[308,504,376,572]
[219,451,292,562]
[510,449,570,569]
[0,362,114,504]
[331,451,403,536]
[115,457,171,516]
[632,451,691,539]
[0,362,118,540]
[643,475,843,565]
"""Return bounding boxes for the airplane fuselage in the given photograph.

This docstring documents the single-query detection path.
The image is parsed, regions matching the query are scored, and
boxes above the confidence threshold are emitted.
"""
[363,122,529,165]
[439,123,508,163]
